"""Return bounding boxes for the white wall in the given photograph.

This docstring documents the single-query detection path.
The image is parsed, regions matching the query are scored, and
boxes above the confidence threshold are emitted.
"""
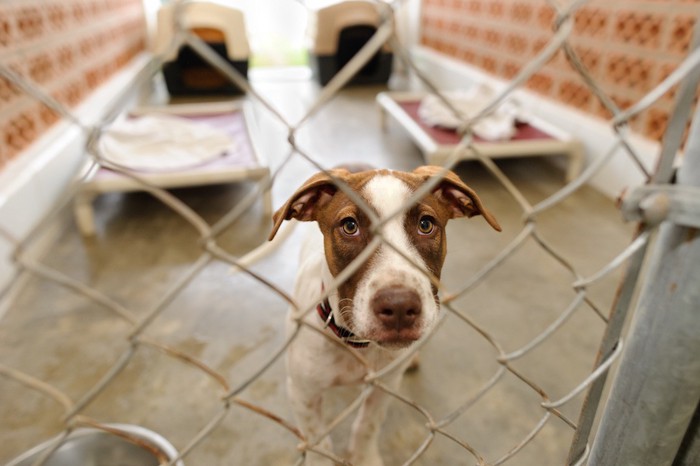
[216,0,309,65]
[0,55,150,295]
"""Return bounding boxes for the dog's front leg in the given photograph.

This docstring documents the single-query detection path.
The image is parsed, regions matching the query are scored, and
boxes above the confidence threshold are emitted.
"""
[348,372,403,466]
[287,376,335,466]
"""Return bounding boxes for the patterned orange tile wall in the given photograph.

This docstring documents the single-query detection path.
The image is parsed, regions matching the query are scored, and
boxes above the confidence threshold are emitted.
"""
[420,0,699,142]
[0,0,146,170]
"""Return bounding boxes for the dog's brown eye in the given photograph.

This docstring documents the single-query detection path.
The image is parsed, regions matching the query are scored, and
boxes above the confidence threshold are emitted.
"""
[418,216,435,235]
[341,217,359,236]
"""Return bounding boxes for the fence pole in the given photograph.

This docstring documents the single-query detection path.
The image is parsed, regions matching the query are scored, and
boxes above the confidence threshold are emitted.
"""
[567,22,700,464]
[674,402,700,465]
[588,99,700,465]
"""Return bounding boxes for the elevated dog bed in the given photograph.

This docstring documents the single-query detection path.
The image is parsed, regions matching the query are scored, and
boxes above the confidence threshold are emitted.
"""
[74,102,271,236]
[377,91,585,182]
[308,1,392,86]
[154,2,249,96]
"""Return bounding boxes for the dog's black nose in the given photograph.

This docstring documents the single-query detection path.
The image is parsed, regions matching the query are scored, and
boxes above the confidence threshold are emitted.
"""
[372,287,422,330]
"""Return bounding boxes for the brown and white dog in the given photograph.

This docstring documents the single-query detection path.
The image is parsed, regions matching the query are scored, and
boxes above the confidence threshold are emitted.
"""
[269,165,500,466]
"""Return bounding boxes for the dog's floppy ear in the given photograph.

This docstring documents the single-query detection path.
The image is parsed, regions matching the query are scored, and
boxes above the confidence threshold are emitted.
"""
[413,166,502,232]
[268,169,350,240]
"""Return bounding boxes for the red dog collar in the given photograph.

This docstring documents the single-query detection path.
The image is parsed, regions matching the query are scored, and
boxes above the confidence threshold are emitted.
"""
[317,299,370,348]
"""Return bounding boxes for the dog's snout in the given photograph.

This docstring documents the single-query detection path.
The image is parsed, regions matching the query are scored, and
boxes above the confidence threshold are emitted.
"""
[372,287,422,329]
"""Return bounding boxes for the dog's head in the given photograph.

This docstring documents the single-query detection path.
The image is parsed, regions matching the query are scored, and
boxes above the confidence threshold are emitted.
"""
[270,166,500,349]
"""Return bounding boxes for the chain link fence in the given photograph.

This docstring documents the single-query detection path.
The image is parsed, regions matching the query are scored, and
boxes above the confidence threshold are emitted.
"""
[1,0,699,464]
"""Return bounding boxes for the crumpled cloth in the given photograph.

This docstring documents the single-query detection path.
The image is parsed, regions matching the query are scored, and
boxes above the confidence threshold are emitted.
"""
[98,114,236,171]
[418,85,524,141]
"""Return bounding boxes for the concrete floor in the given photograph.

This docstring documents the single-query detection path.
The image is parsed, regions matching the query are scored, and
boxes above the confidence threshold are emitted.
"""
[0,73,635,465]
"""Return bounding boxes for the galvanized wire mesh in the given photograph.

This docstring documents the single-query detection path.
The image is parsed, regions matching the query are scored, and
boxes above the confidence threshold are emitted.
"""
[0,0,698,465]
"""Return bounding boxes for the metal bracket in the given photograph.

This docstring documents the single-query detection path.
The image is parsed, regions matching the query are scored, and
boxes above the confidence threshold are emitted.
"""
[621,185,700,228]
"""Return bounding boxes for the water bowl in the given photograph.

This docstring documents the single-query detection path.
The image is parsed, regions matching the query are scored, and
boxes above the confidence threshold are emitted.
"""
[7,423,184,466]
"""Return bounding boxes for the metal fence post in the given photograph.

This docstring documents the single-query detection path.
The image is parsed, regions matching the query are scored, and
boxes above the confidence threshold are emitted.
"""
[674,403,700,465]
[588,100,700,464]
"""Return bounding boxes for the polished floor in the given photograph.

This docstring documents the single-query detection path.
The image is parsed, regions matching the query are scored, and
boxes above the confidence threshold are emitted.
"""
[0,72,635,465]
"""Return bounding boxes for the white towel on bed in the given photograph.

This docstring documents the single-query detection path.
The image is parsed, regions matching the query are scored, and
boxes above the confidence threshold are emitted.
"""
[418,85,524,141]
[98,114,236,171]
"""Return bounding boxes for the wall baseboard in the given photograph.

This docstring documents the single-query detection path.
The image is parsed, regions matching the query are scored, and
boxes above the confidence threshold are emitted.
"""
[0,53,151,297]
[408,47,662,199]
